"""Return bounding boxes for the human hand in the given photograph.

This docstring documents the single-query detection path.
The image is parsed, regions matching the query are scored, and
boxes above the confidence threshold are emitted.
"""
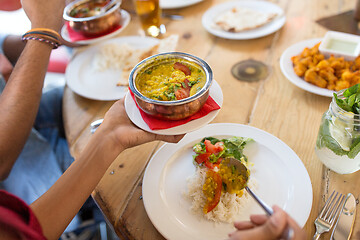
[21,0,65,31]
[228,206,306,240]
[98,98,184,152]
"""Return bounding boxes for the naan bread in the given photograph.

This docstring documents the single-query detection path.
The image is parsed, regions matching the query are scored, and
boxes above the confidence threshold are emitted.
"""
[214,7,277,32]
[92,35,179,86]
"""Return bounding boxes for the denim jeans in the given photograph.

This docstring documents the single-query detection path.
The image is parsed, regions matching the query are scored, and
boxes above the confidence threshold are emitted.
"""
[0,84,80,231]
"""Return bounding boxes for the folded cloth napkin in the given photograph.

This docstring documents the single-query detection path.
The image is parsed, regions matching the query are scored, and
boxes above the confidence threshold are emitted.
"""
[129,90,221,130]
[65,22,122,42]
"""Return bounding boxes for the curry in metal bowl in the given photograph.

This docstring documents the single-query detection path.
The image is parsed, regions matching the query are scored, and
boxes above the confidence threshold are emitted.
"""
[136,59,206,101]
[129,52,213,120]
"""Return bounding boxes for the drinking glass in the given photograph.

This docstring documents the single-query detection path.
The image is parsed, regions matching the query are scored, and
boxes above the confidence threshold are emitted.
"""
[133,0,164,37]
[315,90,360,174]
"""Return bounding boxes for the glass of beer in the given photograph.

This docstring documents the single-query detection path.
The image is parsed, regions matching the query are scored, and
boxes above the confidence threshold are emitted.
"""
[134,0,164,37]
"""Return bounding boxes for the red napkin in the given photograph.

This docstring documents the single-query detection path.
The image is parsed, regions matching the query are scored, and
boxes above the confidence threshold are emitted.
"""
[129,90,221,130]
[65,22,122,42]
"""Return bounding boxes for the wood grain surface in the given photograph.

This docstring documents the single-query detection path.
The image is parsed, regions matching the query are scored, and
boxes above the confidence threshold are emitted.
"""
[63,0,360,239]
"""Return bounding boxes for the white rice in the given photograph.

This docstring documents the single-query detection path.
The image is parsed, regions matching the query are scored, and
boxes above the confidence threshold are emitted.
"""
[185,167,255,223]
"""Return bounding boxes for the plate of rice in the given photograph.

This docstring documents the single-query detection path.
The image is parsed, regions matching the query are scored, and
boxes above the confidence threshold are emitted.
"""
[65,35,178,100]
[142,123,312,240]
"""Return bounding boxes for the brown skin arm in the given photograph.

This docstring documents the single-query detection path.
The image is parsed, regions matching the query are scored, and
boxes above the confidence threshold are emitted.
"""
[2,35,25,65]
[0,0,65,180]
[0,41,52,180]
[29,99,184,240]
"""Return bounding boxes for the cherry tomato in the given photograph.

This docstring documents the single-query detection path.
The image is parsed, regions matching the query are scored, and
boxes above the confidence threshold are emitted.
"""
[174,62,191,76]
[204,140,224,154]
[195,152,211,164]
[175,88,189,100]
[204,160,219,170]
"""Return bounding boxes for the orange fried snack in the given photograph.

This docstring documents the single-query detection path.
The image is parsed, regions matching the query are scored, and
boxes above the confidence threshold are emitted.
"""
[291,42,360,91]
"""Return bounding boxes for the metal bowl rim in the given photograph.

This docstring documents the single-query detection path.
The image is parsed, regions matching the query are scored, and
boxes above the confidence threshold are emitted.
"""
[63,0,121,22]
[128,52,213,106]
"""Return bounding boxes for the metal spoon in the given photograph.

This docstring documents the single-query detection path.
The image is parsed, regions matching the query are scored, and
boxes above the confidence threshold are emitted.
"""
[226,157,294,239]
[97,0,119,15]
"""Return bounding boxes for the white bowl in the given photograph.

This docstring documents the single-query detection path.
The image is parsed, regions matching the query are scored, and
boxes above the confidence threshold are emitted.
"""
[319,31,360,61]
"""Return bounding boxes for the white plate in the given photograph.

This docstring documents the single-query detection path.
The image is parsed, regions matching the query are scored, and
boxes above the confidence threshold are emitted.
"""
[202,1,286,40]
[65,36,159,101]
[280,38,334,97]
[143,123,313,240]
[61,9,130,45]
[124,80,223,135]
[160,0,203,9]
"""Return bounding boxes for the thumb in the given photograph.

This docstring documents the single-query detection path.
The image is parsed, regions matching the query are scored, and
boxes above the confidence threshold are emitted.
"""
[259,209,288,239]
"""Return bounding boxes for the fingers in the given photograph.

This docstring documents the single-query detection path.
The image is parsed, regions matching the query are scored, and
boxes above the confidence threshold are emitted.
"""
[250,214,268,225]
[233,214,268,231]
[155,134,185,143]
[233,221,255,230]
[229,207,287,240]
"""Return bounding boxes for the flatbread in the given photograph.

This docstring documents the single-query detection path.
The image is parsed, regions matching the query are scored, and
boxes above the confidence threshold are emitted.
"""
[92,35,179,86]
[214,7,277,32]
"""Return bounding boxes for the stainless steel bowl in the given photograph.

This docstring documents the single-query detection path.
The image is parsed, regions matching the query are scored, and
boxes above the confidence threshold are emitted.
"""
[129,52,213,120]
[63,0,122,36]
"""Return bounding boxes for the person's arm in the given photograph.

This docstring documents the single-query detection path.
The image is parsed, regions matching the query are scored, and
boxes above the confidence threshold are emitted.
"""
[228,206,306,240]
[2,35,26,65]
[0,0,64,180]
[0,41,52,180]
[29,99,184,240]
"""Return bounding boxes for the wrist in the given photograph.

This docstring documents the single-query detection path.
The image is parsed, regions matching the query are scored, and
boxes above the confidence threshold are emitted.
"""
[23,37,55,51]
[31,24,61,33]
[92,125,126,160]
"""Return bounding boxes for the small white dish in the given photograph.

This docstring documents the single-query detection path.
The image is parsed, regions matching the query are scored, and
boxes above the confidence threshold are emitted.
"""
[61,9,130,45]
[202,1,285,40]
[65,36,159,101]
[160,0,202,9]
[319,31,360,61]
[142,123,313,240]
[124,80,223,135]
[280,38,335,97]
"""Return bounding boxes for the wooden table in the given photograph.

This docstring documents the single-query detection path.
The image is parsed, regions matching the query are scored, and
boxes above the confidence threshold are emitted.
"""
[63,0,360,239]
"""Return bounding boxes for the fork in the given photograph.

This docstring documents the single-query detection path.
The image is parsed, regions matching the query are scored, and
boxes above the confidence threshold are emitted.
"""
[313,190,346,240]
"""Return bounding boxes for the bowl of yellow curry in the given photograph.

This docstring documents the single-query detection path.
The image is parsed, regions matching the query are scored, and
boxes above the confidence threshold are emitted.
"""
[129,52,213,120]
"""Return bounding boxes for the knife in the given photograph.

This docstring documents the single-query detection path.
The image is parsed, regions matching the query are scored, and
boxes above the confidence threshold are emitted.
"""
[331,193,356,240]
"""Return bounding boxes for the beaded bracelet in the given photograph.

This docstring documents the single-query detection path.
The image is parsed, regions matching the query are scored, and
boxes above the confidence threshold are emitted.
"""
[22,36,59,49]
[22,33,61,47]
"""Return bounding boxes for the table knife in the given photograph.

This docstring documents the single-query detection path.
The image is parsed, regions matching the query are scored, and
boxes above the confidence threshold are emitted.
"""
[330,193,356,240]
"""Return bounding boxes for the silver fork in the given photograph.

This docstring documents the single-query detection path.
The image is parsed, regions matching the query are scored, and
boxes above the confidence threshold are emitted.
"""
[313,191,346,240]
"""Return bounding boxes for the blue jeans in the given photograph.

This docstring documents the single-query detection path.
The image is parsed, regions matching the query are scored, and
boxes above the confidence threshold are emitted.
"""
[0,86,80,231]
